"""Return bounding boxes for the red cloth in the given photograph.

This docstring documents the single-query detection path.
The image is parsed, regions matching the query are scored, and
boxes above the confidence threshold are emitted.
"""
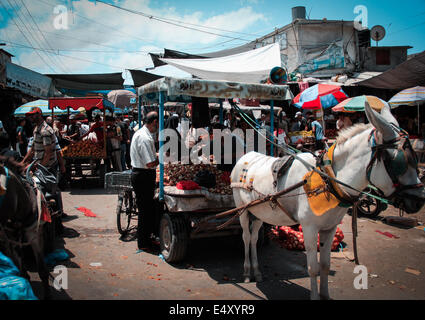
[76,206,97,217]
[176,181,201,190]
[41,202,52,223]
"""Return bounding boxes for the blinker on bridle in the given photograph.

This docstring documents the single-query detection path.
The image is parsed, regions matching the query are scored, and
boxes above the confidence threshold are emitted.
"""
[367,126,423,203]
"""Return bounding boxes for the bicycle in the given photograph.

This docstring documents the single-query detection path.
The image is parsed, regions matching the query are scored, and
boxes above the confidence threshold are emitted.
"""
[104,171,138,235]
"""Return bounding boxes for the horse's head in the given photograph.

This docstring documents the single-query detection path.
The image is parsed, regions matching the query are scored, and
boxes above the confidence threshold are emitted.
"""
[365,101,425,213]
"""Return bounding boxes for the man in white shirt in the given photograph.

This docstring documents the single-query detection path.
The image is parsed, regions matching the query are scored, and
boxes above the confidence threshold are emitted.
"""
[130,111,159,250]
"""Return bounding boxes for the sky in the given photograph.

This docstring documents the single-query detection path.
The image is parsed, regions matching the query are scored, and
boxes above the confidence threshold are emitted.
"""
[0,0,424,84]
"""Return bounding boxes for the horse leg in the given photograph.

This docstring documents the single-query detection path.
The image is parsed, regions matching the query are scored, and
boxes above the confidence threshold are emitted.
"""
[249,218,263,282]
[27,228,51,300]
[303,225,320,300]
[240,212,252,283]
[318,226,337,300]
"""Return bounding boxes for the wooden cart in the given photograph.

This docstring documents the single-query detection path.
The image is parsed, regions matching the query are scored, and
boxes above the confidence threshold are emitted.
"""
[133,77,294,262]
[48,96,113,186]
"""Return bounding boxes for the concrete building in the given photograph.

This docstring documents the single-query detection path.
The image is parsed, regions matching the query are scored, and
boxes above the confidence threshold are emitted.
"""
[252,6,411,78]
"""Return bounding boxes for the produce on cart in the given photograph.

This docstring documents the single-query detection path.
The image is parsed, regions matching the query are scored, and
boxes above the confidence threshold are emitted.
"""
[159,162,233,195]
[288,130,314,144]
[61,140,105,159]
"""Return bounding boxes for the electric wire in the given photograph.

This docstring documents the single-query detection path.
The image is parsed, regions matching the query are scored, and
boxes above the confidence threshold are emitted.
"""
[6,0,66,73]
[17,0,71,73]
[96,0,254,42]
[0,1,56,73]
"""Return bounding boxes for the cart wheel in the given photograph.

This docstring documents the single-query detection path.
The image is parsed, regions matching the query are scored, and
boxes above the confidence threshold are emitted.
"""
[357,188,385,218]
[159,213,188,263]
[116,192,132,235]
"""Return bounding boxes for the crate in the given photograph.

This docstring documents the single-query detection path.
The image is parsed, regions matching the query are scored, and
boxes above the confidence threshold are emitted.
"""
[104,170,132,190]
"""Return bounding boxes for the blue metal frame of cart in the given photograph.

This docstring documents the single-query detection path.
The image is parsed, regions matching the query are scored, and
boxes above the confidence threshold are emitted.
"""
[137,77,293,201]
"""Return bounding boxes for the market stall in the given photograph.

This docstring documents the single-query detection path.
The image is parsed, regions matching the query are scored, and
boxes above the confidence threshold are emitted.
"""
[48,96,114,185]
[137,76,293,262]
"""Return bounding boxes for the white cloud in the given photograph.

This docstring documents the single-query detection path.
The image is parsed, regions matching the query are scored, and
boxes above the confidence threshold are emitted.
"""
[0,0,265,76]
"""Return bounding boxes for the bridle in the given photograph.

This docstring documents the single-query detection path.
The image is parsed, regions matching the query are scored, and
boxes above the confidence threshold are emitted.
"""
[366,126,424,206]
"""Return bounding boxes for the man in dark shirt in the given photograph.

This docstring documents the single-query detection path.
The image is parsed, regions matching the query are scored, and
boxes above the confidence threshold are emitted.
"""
[65,114,81,143]
[291,111,308,132]
[116,116,131,171]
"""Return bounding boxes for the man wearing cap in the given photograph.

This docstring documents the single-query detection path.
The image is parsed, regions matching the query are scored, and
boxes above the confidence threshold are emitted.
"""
[22,107,57,171]
[64,114,80,143]
[291,111,308,132]
[130,111,159,250]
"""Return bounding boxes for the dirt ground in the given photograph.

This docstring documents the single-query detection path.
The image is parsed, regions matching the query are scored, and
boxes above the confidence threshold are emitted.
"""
[28,181,425,301]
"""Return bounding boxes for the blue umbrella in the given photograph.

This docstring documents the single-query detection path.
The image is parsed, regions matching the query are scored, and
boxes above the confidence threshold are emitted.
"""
[14,100,79,117]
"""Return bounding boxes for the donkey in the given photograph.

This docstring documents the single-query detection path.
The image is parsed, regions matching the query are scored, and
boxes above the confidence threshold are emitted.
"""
[231,101,425,300]
[0,163,50,299]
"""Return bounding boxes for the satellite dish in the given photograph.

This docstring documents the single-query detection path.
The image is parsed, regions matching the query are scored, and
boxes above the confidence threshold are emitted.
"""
[371,25,386,45]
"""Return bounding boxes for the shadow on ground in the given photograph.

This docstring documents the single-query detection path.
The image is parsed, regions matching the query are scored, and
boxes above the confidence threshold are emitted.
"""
[168,234,314,300]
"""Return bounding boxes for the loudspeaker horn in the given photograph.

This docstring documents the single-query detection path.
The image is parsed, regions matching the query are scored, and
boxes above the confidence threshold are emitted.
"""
[268,66,287,85]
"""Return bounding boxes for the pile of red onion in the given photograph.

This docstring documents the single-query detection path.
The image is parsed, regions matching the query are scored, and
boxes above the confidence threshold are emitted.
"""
[270,224,344,251]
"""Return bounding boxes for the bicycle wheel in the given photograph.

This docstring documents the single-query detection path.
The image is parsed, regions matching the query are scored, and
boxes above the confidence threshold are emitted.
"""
[116,191,132,235]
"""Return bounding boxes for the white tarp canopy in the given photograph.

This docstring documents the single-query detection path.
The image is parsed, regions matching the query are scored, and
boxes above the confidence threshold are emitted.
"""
[160,43,281,83]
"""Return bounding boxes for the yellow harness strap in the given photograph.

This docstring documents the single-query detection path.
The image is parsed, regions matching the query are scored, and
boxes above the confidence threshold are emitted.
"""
[303,144,350,216]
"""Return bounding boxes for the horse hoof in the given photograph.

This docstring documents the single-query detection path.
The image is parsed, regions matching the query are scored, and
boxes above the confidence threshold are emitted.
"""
[254,274,263,283]
[244,277,251,283]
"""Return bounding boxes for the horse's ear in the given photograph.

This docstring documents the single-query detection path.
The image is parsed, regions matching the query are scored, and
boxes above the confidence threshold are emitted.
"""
[365,101,398,142]
[380,102,400,127]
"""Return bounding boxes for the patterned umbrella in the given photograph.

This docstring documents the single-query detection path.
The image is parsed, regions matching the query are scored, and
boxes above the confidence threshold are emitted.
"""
[292,84,348,110]
[389,86,425,134]
[388,86,425,108]
[332,95,388,113]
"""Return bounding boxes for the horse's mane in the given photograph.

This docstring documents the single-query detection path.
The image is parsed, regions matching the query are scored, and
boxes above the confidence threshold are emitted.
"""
[335,123,373,145]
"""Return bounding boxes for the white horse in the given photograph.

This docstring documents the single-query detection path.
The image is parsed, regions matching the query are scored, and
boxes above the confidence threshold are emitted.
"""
[231,102,425,300]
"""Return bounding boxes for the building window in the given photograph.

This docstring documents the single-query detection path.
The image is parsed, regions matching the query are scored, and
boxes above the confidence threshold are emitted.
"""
[376,49,390,65]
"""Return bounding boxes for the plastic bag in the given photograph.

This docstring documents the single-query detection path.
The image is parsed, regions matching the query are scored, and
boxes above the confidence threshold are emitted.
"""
[0,276,38,300]
[33,164,57,194]
[0,252,19,278]
[44,249,69,266]
[193,170,216,188]
[0,252,38,300]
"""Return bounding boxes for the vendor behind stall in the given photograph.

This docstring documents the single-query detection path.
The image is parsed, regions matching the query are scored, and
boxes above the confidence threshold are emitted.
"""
[80,114,104,145]
[309,115,326,151]
[291,112,308,132]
